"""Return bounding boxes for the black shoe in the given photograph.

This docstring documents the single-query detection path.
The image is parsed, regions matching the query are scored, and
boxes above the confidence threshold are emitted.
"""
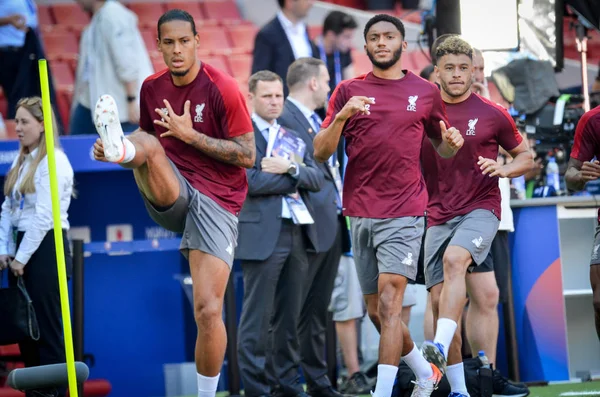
[308,386,356,397]
[339,372,375,395]
[492,369,530,397]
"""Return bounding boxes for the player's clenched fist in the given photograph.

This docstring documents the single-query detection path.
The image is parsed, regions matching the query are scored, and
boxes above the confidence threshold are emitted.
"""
[440,120,463,151]
[336,96,375,121]
[580,160,600,182]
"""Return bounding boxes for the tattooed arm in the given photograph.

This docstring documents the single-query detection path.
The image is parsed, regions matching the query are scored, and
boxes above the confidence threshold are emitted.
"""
[188,131,256,168]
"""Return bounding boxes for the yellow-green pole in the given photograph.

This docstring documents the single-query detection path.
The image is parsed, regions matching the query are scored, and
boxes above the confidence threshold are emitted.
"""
[38,59,79,397]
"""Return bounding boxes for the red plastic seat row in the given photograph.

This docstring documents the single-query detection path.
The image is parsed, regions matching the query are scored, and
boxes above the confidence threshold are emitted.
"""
[142,24,258,56]
[351,49,431,76]
[149,52,251,81]
[38,1,242,28]
[129,0,242,29]
[0,380,111,397]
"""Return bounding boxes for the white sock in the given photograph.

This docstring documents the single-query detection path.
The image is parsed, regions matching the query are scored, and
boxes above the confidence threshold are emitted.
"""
[433,318,457,357]
[402,343,433,380]
[447,363,469,396]
[372,364,398,397]
[197,372,220,397]
[121,137,136,163]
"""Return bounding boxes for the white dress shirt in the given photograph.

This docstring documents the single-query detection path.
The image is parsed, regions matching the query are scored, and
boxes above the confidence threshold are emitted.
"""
[253,113,299,219]
[0,148,74,264]
[74,1,153,121]
[277,11,312,60]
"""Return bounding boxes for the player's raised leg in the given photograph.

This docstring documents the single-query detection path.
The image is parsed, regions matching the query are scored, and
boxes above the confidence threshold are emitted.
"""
[92,95,180,208]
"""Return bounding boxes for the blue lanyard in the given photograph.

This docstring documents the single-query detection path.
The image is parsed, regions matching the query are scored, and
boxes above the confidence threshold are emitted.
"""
[318,38,342,88]
[25,0,36,15]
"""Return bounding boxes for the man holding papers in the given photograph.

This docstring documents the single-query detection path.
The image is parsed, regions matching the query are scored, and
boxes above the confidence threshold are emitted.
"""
[236,70,324,397]
[278,57,353,397]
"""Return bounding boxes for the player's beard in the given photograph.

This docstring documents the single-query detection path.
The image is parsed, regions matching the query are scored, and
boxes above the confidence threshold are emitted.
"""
[440,79,471,98]
[171,67,191,77]
[366,47,402,70]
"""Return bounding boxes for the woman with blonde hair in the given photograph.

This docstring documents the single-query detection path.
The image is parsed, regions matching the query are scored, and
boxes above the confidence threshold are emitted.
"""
[0,96,74,397]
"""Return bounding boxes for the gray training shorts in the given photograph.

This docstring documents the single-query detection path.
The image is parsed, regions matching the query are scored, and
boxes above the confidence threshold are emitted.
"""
[329,254,366,322]
[590,224,600,266]
[140,160,239,268]
[424,209,499,289]
[349,216,425,295]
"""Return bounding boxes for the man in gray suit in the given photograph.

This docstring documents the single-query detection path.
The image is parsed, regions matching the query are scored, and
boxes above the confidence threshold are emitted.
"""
[278,58,352,397]
[236,70,324,397]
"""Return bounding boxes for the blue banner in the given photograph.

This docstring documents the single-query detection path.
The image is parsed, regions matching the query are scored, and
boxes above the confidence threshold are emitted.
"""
[510,206,570,382]
[0,136,124,175]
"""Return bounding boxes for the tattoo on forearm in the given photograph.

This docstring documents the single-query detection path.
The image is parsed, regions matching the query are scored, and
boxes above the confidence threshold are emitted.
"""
[190,131,256,168]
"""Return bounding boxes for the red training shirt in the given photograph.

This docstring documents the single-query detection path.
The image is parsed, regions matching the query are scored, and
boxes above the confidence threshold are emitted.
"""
[569,105,600,221]
[139,62,253,216]
[322,71,448,218]
[421,93,522,227]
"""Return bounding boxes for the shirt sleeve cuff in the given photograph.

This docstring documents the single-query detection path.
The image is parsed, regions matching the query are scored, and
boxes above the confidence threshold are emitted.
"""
[15,250,32,265]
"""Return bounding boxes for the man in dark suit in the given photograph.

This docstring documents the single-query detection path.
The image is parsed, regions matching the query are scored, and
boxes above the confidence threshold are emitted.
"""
[278,58,352,397]
[251,0,317,96]
[236,70,324,397]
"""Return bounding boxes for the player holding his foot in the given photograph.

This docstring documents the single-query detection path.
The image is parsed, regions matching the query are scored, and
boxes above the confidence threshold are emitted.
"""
[314,14,463,397]
[565,104,600,343]
[420,36,533,397]
[92,9,255,397]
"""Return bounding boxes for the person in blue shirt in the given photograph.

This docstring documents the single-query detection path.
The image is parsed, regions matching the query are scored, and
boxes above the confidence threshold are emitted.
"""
[0,0,61,129]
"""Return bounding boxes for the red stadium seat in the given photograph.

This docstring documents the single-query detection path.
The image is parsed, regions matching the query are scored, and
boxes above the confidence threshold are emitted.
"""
[49,61,74,87]
[2,120,16,140]
[402,50,431,74]
[150,52,167,72]
[351,50,372,75]
[141,29,158,52]
[195,18,220,28]
[37,5,54,26]
[128,2,165,29]
[203,55,232,75]
[51,4,90,26]
[0,345,20,358]
[197,26,232,55]
[0,388,23,397]
[165,1,205,20]
[201,0,241,22]
[0,93,7,119]
[56,85,74,133]
[42,31,79,61]
[335,0,366,8]
[67,379,112,396]
[226,24,257,53]
[307,25,322,40]
[0,379,113,397]
[228,54,252,83]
